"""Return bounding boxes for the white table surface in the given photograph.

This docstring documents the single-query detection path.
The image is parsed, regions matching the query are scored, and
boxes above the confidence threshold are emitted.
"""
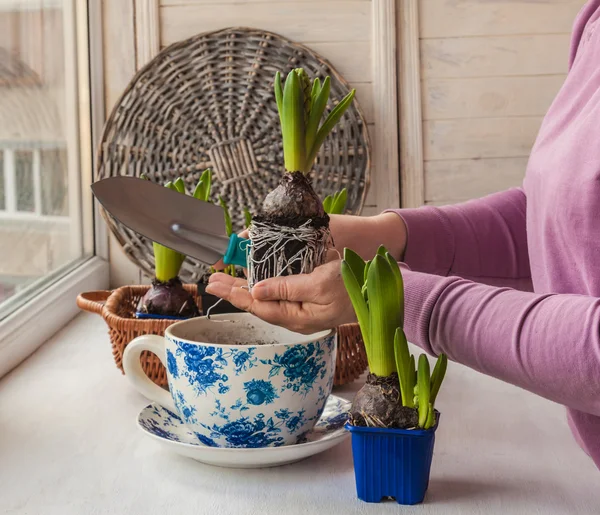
[1,312,599,515]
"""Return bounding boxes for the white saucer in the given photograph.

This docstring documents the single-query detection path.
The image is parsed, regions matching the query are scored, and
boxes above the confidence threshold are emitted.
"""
[137,394,351,468]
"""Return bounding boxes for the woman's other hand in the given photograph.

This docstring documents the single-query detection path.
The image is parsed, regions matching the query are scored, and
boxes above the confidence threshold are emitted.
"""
[205,259,355,334]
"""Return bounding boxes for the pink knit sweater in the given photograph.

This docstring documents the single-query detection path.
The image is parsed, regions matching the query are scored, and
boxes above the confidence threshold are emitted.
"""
[390,1,600,469]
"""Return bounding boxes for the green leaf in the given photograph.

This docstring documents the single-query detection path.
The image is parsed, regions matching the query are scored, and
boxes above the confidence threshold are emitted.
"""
[341,260,371,355]
[377,245,387,257]
[274,71,283,121]
[305,76,330,161]
[408,355,416,394]
[310,77,322,111]
[343,248,366,289]
[174,178,186,194]
[331,188,348,214]
[304,88,355,172]
[417,354,431,428]
[363,259,372,285]
[218,195,233,237]
[165,181,177,192]
[203,169,212,200]
[244,208,252,229]
[281,70,306,172]
[193,180,205,200]
[153,241,185,282]
[193,168,212,201]
[394,327,414,408]
[424,402,435,430]
[140,174,149,181]
[294,68,312,125]
[386,252,404,326]
[322,195,334,214]
[430,353,448,405]
[367,255,401,377]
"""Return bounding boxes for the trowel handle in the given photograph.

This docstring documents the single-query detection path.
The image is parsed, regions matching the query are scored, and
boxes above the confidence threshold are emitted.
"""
[223,234,250,268]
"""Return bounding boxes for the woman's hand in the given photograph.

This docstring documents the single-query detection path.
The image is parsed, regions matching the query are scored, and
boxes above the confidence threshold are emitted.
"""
[205,259,356,334]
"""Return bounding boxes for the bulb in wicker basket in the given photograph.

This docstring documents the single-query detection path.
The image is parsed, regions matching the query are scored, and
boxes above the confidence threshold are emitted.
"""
[246,69,355,288]
[136,171,218,319]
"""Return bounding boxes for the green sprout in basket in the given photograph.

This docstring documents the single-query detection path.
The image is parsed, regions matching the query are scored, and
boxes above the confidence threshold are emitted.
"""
[322,188,348,215]
[341,245,448,429]
[137,170,214,319]
[247,69,355,288]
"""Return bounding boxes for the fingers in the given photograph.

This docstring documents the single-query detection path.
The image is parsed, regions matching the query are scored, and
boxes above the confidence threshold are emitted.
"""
[205,274,253,311]
[251,274,321,303]
[207,273,245,286]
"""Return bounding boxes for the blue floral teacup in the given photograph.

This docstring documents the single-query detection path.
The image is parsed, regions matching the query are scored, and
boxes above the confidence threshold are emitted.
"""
[123,313,337,448]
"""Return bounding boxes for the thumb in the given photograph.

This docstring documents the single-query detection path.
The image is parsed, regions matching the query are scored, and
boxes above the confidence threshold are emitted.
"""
[252,274,318,302]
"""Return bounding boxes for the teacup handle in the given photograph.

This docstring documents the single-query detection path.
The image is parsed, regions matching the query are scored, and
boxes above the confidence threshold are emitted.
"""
[122,335,176,412]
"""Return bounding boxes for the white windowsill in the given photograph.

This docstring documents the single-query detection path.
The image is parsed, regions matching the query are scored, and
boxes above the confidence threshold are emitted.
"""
[0,255,109,379]
[0,311,598,513]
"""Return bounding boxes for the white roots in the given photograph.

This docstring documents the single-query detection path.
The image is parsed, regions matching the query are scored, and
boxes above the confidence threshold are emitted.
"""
[247,220,330,289]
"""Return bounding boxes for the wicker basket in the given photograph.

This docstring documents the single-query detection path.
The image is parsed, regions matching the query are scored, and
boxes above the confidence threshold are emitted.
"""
[76,285,200,387]
[77,285,367,387]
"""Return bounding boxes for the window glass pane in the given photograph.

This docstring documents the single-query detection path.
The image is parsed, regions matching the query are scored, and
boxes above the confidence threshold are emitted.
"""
[40,148,68,216]
[15,150,34,212]
[0,2,88,318]
[0,151,4,211]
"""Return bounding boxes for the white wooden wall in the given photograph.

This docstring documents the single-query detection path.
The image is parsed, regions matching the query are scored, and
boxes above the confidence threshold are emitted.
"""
[416,0,584,206]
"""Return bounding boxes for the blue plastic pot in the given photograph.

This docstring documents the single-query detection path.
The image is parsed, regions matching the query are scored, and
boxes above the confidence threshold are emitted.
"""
[345,414,439,505]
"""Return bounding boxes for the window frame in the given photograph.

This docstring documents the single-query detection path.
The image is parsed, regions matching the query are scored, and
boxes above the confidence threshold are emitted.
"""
[0,0,109,379]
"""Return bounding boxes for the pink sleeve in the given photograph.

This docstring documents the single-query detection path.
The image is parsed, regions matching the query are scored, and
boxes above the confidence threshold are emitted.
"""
[568,0,596,68]
[403,269,600,413]
[401,267,600,466]
[386,188,531,290]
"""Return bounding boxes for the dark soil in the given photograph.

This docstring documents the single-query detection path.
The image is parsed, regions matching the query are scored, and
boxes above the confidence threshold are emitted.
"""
[137,277,200,318]
[349,373,419,429]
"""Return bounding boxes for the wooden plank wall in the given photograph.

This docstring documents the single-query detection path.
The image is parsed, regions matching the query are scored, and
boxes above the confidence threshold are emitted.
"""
[418,0,584,206]
[159,0,379,214]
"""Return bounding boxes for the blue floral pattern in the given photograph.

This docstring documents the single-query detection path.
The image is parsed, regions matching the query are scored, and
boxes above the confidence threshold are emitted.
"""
[139,416,178,441]
[174,391,197,423]
[137,395,350,448]
[230,348,258,375]
[196,398,310,448]
[166,349,178,379]
[260,341,328,396]
[174,341,230,395]
[205,414,285,448]
[244,379,279,405]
